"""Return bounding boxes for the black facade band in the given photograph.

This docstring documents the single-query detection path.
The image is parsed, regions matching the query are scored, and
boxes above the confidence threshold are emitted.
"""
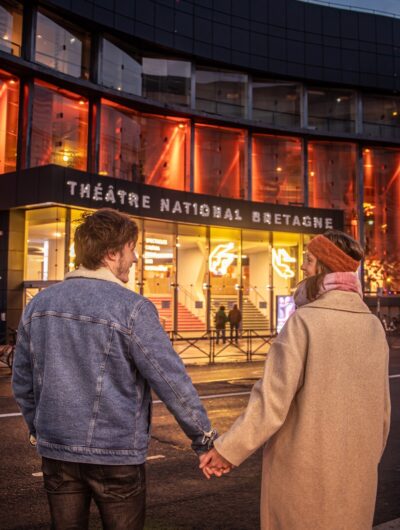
[0,164,344,234]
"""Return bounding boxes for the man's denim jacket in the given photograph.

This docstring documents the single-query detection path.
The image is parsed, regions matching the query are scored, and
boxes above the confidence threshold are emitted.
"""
[12,267,215,465]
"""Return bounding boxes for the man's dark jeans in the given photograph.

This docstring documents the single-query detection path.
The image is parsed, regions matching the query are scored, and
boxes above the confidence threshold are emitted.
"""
[42,457,146,530]
[230,323,239,342]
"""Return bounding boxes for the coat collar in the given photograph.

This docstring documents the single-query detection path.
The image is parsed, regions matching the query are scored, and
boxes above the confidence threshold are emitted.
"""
[300,290,371,314]
[64,266,127,289]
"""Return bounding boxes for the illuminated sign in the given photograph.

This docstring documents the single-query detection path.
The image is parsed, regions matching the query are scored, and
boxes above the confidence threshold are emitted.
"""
[272,248,297,279]
[143,237,172,272]
[276,295,296,333]
[209,243,236,276]
[0,165,344,234]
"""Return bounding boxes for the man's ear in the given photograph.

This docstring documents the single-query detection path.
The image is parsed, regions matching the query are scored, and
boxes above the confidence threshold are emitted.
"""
[103,248,119,264]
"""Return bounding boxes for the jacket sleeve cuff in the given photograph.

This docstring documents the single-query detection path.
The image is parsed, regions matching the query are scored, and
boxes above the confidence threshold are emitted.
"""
[192,428,218,454]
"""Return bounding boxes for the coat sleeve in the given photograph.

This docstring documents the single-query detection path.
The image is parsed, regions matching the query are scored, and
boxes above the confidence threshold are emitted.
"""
[12,320,36,436]
[129,299,215,454]
[214,311,308,466]
[381,343,391,458]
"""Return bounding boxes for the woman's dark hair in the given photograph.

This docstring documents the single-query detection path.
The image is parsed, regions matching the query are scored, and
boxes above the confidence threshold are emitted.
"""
[74,208,138,270]
[305,229,364,301]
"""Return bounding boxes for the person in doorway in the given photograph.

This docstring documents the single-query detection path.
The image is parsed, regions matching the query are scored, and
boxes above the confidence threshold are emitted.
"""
[12,208,216,530]
[200,229,391,530]
[228,304,242,342]
[215,305,228,344]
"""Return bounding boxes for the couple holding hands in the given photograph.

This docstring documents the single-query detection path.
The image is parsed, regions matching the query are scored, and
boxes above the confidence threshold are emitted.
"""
[13,209,390,530]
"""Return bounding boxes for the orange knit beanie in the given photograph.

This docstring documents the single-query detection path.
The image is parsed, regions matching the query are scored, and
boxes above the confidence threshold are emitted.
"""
[307,235,360,272]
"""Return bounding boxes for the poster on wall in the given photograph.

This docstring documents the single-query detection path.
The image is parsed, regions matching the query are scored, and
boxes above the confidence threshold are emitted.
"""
[276,295,296,333]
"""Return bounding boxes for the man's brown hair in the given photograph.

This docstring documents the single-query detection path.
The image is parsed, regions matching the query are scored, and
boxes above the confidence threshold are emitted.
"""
[74,208,138,270]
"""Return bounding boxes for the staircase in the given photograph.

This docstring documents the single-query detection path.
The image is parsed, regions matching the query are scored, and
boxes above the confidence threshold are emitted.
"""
[148,297,205,331]
[211,296,269,330]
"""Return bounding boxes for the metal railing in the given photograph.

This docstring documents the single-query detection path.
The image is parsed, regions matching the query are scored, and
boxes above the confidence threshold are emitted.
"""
[168,328,277,364]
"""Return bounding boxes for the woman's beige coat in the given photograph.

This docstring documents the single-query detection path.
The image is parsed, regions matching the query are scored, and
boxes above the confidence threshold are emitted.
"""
[214,291,391,530]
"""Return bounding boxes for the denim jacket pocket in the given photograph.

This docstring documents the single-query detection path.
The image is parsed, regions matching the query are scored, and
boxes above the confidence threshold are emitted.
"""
[99,464,145,500]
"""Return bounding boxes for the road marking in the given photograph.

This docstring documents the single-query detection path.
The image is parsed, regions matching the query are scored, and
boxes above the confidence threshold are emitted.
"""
[2,376,400,418]
[153,390,250,404]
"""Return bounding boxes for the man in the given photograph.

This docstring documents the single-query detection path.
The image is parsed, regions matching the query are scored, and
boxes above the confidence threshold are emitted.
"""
[228,304,242,342]
[214,305,228,344]
[13,208,216,530]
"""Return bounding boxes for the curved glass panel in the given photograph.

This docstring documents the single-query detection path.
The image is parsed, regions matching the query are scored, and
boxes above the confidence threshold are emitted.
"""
[0,69,18,173]
[194,124,246,199]
[252,135,303,205]
[363,148,400,293]
[308,141,357,236]
[35,11,90,79]
[30,81,88,170]
[0,0,22,56]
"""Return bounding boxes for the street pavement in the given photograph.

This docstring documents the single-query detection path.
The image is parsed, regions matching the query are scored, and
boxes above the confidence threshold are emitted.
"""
[0,338,399,529]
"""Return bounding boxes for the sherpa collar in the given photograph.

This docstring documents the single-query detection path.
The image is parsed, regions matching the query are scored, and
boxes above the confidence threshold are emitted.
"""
[65,266,127,288]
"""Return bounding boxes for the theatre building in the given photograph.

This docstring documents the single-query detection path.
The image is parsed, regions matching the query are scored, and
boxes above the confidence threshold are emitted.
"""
[0,0,399,338]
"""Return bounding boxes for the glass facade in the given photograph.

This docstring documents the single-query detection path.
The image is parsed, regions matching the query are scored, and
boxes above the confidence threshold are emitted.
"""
[100,39,142,95]
[363,95,400,140]
[308,87,356,133]
[252,135,303,205]
[35,11,90,79]
[308,141,357,235]
[253,80,300,127]
[194,125,246,199]
[196,68,248,118]
[363,148,400,293]
[0,0,22,56]
[2,0,400,334]
[30,81,88,170]
[99,100,189,189]
[25,207,67,281]
[0,69,18,173]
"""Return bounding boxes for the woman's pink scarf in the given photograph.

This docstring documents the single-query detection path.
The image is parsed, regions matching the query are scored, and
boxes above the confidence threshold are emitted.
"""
[294,272,363,308]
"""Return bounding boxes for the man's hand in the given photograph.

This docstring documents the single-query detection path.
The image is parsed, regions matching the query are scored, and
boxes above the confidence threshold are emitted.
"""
[199,448,233,479]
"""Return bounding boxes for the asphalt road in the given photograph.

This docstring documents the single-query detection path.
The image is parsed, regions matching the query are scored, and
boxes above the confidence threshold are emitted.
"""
[0,340,399,530]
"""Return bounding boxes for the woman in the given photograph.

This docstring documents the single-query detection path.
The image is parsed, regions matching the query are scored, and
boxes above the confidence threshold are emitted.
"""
[200,230,391,530]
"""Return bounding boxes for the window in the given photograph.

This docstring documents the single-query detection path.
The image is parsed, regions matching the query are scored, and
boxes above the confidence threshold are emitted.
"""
[363,95,400,140]
[25,207,66,281]
[99,100,189,190]
[0,0,22,55]
[253,80,300,127]
[252,135,303,205]
[35,11,90,79]
[30,81,88,170]
[142,57,191,107]
[196,68,248,118]
[100,39,142,95]
[308,87,355,133]
[363,148,400,293]
[194,124,246,199]
[0,69,18,173]
[308,141,357,235]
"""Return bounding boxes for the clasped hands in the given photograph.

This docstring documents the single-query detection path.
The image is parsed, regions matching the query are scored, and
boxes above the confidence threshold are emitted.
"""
[199,448,234,479]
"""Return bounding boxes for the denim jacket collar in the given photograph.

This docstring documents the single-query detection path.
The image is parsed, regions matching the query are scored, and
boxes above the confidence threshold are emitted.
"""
[65,266,127,288]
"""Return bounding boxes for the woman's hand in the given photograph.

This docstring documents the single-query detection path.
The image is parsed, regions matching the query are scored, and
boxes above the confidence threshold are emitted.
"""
[199,448,233,479]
